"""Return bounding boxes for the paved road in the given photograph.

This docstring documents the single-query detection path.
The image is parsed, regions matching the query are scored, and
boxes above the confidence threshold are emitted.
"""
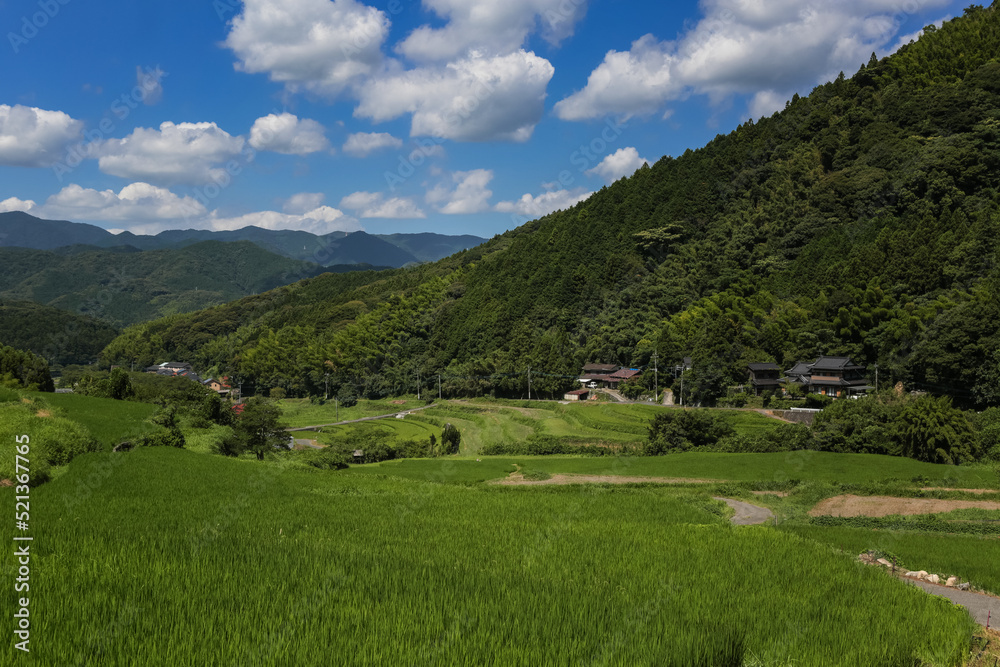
[713,497,775,525]
[897,576,999,628]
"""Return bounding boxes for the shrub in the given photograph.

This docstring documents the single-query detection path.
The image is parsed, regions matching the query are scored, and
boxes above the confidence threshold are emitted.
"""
[645,410,735,455]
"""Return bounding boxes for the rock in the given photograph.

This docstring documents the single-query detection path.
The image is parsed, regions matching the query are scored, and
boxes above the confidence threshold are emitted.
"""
[945,577,959,587]
[957,583,970,591]
[876,558,893,567]
[904,571,920,578]
[915,570,929,580]
[926,574,940,584]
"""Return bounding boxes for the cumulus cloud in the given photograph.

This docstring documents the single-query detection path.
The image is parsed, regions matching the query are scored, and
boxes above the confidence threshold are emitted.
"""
[249,112,330,155]
[204,206,360,235]
[339,191,426,218]
[0,197,37,213]
[555,0,952,120]
[342,131,403,157]
[426,169,493,214]
[494,188,593,217]
[24,182,359,236]
[224,0,389,97]
[356,50,554,142]
[283,192,326,214]
[37,182,208,223]
[93,121,246,185]
[397,0,588,62]
[0,105,83,167]
[585,147,650,182]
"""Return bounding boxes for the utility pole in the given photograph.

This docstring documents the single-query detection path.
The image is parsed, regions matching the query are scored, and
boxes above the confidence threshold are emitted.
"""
[527,366,531,401]
[324,372,330,400]
[653,351,658,403]
[680,374,684,407]
[874,363,879,392]
[417,371,421,400]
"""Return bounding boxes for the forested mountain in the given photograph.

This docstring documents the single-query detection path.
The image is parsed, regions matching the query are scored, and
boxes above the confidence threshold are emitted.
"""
[0,300,118,366]
[0,213,484,267]
[101,6,1000,406]
[0,241,327,327]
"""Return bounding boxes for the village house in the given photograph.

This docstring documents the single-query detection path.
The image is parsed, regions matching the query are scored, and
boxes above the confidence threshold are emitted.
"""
[746,362,781,396]
[578,363,620,388]
[781,356,871,399]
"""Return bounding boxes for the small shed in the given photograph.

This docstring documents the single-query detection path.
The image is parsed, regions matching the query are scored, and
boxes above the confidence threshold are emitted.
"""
[564,389,589,401]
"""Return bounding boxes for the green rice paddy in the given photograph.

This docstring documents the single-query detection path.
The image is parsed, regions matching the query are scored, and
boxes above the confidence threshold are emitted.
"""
[0,448,979,665]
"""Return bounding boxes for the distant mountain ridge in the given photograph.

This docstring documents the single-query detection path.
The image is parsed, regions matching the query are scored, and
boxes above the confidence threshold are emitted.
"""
[0,240,331,327]
[0,212,485,267]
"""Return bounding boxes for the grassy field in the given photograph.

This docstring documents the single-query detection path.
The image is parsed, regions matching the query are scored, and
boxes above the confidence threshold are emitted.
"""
[782,525,1000,596]
[299,399,784,455]
[0,447,977,665]
[278,397,428,427]
[27,391,161,447]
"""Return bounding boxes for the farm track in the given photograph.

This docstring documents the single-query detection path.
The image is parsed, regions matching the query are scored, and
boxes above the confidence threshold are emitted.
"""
[897,575,1000,628]
[713,497,775,525]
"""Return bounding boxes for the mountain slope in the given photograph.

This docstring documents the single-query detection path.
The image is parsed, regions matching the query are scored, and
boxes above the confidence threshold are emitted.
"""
[0,300,118,365]
[0,241,328,327]
[100,6,1000,406]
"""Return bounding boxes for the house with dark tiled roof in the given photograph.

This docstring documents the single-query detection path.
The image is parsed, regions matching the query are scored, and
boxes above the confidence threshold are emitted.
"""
[746,362,781,396]
[579,363,621,388]
[781,356,870,399]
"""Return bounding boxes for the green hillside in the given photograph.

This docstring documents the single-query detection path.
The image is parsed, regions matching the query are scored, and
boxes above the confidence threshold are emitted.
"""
[0,240,328,327]
[102,6,1000,406]
[0,300,118,365]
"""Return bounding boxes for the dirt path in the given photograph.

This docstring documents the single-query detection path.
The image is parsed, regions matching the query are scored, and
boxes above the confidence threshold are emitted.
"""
[494,472,720,486]
[897,576,999,628]
[713,497,775,525]
[810,495,1000,517]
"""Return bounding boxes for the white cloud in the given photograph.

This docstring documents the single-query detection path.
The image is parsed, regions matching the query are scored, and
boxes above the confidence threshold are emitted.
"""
[426,169,493,214]
[283,192,326,214]
[356,50,554,142]
[555,0,953,120]
[136,66,166,106]
[339,191,426,218]
[0,105,83,167]
[224,0,389,97]
[494,188,593,217]
[249,112,330,155]
[0,197,37,213]
[585,147,650,182]
[204,206,360,235]
[342,131,403,157]
[37,182,208,223]
[94,121,246,185]
[25,182,359,236]
[397,0,588,62]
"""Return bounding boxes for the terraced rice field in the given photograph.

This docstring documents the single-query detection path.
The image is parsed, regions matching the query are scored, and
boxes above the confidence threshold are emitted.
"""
[0,447,978,665]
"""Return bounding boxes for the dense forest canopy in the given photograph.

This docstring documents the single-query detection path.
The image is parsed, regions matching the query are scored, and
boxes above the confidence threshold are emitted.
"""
[102,5,1000,407]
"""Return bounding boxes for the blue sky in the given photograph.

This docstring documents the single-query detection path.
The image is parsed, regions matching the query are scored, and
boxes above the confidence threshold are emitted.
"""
[0,0,963,238]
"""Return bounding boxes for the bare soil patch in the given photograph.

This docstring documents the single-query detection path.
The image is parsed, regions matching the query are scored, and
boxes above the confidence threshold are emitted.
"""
[35,410,51,417]
[494,473,720,486]
[920,487,999,495]
[810,494,1000,517]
